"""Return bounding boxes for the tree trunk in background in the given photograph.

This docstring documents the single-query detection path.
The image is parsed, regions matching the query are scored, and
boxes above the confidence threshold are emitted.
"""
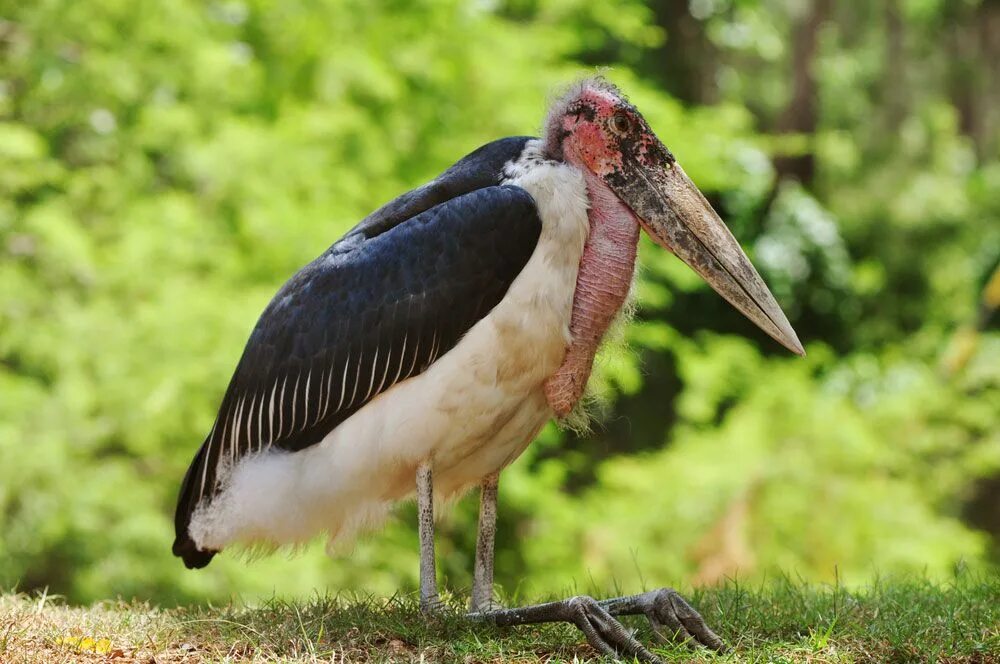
[978,0,1000,160]
[772,0,832,186]
[883,0,907,130]
[948,6,979,157]
[945,0,1000,162]
[644,0,718,105]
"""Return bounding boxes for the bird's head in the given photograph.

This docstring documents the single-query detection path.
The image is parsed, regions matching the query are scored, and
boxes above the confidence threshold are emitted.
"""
[544,77,804,356]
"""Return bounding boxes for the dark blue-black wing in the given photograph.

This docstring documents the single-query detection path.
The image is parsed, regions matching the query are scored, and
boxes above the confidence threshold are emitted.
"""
[174,184,541,567]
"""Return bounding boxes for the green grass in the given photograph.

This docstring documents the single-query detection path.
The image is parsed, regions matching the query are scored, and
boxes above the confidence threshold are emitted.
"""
[2,577,998,663]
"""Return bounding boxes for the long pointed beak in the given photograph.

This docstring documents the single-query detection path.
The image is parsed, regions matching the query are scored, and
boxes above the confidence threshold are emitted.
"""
[620,158,804,356]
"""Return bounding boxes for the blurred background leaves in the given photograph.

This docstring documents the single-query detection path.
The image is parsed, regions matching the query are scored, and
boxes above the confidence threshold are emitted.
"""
[0,0,998,605]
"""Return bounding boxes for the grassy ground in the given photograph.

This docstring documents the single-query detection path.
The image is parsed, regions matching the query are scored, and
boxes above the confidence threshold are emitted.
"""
[2,577,998,663]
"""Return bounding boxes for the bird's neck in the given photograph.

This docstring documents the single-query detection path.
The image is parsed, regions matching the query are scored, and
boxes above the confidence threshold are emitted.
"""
[544,166,640,417]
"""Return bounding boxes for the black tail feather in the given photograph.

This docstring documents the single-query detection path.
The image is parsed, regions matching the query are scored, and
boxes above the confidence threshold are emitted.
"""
[173,440,218,569]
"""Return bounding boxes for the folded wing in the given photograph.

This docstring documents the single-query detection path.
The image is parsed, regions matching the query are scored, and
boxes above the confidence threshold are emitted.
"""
[173,184,541,567]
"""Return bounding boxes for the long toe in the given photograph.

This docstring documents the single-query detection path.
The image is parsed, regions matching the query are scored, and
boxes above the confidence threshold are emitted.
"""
[649,589,725,653]
[568,596,664,664]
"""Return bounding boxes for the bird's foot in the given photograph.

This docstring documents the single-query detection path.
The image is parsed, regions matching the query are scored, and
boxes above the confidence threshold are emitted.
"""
[600,587,725,652]
[471,595,663,663]
[469,588,723,661]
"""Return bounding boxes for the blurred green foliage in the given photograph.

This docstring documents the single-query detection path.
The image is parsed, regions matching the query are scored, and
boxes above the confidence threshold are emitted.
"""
[1,0,998,605]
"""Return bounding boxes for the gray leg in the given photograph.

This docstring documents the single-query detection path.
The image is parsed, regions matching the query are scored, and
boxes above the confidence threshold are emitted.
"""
[470,473,499,612]
[416,461,441,614]
[600,588,725,652]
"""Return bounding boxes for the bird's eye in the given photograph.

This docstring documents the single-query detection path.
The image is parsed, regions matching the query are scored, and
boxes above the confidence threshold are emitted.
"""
[611,112,631,134]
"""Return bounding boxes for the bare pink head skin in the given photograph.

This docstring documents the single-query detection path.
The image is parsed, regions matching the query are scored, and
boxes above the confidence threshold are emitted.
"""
[542,78,803,417]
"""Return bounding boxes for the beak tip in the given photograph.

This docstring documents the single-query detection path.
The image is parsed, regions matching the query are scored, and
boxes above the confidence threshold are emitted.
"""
[771,314,805,357]
[780,331,806,357]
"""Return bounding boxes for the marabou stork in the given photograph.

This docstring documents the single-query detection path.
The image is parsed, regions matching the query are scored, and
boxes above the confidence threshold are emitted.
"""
[174,77,803,660]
